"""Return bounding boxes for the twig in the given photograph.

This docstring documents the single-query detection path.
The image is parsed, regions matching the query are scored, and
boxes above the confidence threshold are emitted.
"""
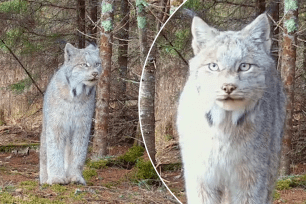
[161,33,189,65]
[0,39,44,96]
[119,77,140,84]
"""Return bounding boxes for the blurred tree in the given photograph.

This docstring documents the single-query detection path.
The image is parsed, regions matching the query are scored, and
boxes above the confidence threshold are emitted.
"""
[77,0,86,48]
[117,0,130,102]
[256,0,265,15]
[89,0,98,43]
[269,0,280,66]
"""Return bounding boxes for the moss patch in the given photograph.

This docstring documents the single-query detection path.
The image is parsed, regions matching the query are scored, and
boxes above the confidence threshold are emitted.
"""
[276,174,306,190]
[135,158,158,181]
[101,20,113,32]
[284,0,298,12]
[137,16,146,29]
[19,180,38,191]
[50,184,67,194]
[162,163,182,171]
[88,159,108,169]
[117,146,145,164]
[83,168,98,182]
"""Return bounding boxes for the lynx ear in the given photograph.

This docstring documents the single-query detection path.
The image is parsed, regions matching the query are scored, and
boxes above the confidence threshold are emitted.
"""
[241,14,271,53]
[64,43,78,63]
[191,16,219,55]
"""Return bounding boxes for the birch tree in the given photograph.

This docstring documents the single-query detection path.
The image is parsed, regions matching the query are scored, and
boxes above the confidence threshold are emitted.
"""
[137,0,156,164]
[280,0,298,176]
[93,0,114,158]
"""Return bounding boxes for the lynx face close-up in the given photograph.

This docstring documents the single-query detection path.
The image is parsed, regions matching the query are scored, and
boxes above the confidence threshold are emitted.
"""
[177,14,286,204]
[189,15,272,113]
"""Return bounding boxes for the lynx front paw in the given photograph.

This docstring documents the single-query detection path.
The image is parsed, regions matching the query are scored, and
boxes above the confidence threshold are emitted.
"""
[47,176,69,185]
[69,175,86,185]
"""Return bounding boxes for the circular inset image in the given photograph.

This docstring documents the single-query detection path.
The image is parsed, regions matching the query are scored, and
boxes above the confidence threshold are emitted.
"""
[139,1,295,203]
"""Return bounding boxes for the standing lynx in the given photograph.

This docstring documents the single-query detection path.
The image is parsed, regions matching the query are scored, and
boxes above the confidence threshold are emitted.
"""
[40,43,102,185]
[177,14,286,204]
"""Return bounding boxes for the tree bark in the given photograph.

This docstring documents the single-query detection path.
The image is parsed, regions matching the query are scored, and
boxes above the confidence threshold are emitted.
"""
[77,0,86,48]
[93,0,114,158]
[139,53,156,165]
[117,0,129,101]
[137,0,156,164]
[279,0,298,176]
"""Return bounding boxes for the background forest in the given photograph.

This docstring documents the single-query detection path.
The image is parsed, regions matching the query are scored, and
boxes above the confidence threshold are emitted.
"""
[138,0,306,203]
[0,0,183,203]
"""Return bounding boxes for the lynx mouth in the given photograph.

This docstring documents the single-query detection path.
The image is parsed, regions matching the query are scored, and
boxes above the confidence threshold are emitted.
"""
[217,97,244,101]
[88,78,98,82]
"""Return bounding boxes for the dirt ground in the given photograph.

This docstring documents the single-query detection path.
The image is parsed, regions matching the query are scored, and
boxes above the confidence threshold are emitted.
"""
[0,126,180,204]
[1,125,306,204]
[158,159,306,204]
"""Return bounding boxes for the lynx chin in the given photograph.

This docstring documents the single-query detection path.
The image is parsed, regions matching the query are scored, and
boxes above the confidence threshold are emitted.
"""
[176,14,286,204]
[40,43,102,185]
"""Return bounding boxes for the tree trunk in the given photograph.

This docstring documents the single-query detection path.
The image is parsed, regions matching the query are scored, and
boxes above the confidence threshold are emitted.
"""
[139,53,156,165]
[93,0,114,158]
[134,122,143,146]
[77,0,86,48]
[279,0,298,176]
[256,0,265,15]
[137,0,156,164]
[89,0,98,43]
[117,0,129,101]
[270,0,280,67]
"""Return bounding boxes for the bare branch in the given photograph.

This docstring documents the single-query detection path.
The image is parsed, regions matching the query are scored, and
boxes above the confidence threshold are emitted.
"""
[160,32,188,65]
[0,39,44,96]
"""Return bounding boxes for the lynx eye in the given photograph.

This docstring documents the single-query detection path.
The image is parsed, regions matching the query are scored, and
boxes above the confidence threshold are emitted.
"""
[82,63,90,67]
[238,63,251,72]
[208,63,219,71]
[95,62,101,67]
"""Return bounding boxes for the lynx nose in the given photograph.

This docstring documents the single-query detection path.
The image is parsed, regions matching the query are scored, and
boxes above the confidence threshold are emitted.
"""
[222,84,237,94]
[92,72,98,77]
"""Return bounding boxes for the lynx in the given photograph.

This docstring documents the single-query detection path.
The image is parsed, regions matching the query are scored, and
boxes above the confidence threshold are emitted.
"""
[176,14,286,204]
[40,43,102,185]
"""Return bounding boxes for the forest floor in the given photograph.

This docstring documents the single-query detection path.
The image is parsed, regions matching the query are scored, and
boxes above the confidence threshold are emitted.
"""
[159,153,306,204]
[1,125,306,204]
[0,125,179,204]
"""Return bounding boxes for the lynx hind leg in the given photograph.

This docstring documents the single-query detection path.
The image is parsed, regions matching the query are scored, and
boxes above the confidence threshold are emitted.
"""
[66,123,90,185]
[39,130,48,184]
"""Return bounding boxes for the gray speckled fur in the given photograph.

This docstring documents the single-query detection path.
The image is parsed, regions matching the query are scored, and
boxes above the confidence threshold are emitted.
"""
[177,14,286,204]
[40,43,102,185]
